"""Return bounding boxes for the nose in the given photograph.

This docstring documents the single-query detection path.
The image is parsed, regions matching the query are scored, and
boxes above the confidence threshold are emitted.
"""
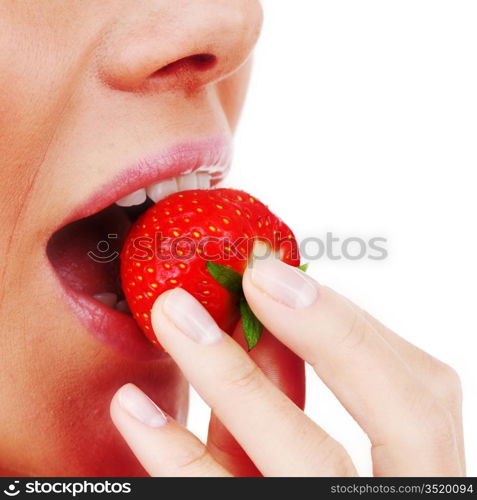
[99,0,263,93]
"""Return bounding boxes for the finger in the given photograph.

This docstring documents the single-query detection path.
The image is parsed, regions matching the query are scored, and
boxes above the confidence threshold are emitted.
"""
[110,383,231,477]
[207,324,306,476]
[354,304,465,472]
[242,254,462,476]
[151,288,357,477]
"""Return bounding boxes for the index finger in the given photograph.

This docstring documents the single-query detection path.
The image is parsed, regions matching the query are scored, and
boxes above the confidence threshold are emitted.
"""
[242,254,462,476]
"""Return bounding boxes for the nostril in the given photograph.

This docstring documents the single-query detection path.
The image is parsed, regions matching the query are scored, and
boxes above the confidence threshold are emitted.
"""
[188,53,217,70]
[152,53,217,78]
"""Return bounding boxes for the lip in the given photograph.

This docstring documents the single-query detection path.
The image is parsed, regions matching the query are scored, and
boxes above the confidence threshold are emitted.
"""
[64,134,232,227]
[61,287,167,361]
[50,134,233,361]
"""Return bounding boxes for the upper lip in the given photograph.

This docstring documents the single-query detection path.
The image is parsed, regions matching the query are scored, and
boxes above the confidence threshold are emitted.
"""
[63,134,232,227]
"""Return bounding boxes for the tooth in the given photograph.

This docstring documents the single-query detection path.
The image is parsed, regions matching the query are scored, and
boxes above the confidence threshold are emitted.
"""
[146,178,178,203]
[93,293,118,308]
[177,173,198,191]
[116,188,147,207]
[197,173,211,189]
[115,300,131,314]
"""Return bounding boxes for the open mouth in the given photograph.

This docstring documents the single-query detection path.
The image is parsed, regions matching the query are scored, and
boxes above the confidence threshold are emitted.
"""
[46,137,231,361]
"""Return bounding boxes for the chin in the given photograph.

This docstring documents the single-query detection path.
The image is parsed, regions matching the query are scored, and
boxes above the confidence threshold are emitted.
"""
[64,359,189,477]
[2,354,188,478]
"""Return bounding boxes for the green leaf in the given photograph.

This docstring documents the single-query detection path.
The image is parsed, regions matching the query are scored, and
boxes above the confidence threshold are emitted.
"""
[207,262,264,349]
[298,263,309,272]
[206,261,243,296]
[239,298,263,351]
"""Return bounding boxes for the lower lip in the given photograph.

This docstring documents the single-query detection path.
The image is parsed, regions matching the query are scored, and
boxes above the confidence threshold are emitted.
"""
[60,285,167,362]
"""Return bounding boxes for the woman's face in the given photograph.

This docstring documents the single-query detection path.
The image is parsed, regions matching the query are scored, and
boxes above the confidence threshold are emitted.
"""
[0,0,262,476]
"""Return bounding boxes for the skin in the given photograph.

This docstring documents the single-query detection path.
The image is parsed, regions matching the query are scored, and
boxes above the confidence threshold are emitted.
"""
[0,0,263,476]
[0,0,464,477]
[111,251,466,477]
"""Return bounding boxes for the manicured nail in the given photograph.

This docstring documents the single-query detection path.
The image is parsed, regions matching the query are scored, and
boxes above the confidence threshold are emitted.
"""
[250,251,318,309]
[251,239,271,259]
[117,384,167,427]
[162,288,223,344]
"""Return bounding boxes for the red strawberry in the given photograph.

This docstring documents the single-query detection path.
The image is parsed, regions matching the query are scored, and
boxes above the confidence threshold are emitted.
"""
[120,188,302,350]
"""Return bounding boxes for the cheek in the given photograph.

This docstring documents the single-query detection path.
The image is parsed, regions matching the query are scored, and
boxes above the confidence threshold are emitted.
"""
[217,60,253,131]
[0,6,97,256]
[0,17,80,297]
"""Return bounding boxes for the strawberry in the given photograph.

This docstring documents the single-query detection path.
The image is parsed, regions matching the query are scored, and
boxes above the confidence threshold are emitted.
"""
[120,188,303,350]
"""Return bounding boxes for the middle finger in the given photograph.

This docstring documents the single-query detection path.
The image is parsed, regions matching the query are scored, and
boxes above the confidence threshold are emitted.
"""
[151,288,357,477]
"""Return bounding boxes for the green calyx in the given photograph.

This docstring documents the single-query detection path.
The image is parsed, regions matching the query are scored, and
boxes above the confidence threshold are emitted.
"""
[206,261,262,351]
[206,261,309,350]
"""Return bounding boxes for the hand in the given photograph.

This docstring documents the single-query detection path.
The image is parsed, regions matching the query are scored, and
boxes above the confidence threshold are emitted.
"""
[110,253,465,477]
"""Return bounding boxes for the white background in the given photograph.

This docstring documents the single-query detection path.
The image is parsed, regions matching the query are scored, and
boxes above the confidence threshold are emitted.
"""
[189,0,477,475]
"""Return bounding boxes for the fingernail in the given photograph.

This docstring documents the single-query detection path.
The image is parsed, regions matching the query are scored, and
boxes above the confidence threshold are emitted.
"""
[117,384,167,427]
[162,288,223,344]
[250,251,318,309]
[251,239,272,259]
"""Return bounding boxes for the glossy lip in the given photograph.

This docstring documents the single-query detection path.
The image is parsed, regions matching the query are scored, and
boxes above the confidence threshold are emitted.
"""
[64,134,233,227]
[50,134,233,361]
[62,286,167,361]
